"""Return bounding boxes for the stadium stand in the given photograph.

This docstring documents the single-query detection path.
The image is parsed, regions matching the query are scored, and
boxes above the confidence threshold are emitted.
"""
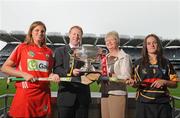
[0,44,18,56]
[63,33,69,44]
[164,48,180,59]
[10,30,26,42]
[164,48,180,70]
[46,32,65,45]
[119,34,130,46]
[95,34,106,47]
[0,44,18,64]
[122,47,141,61]
[82,33,97,46]
[124,35,144,47]
[165,39,180,47]
[162,39,171,47]
[0,30,19,42]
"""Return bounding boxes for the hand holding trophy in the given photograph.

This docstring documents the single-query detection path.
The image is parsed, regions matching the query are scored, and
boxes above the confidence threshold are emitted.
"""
[74,45,102,73]
[73,45,104,84]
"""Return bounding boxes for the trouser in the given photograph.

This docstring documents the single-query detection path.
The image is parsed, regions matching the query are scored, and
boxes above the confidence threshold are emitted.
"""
[136,102,172,118]
[101,95,127,118]
[58,99,89,118]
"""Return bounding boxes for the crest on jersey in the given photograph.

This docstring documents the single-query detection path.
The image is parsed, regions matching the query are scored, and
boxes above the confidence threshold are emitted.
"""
[28,51,35,57]
[142,68,147,74]
[45,54,50,59]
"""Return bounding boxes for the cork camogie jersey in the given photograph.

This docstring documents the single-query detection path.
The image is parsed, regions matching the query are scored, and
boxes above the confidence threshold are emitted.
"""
[9,43,53,117]
[10,43,54,88]
[133,58,177,103]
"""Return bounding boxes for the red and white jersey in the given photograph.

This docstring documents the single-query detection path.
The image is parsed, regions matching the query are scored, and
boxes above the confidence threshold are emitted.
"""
[10,43,54,88]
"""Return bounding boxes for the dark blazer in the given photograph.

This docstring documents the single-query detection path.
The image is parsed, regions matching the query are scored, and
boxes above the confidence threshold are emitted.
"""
[53,45,91,107]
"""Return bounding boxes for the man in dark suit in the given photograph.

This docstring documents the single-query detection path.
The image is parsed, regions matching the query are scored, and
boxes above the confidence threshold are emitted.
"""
[53,26,91,118]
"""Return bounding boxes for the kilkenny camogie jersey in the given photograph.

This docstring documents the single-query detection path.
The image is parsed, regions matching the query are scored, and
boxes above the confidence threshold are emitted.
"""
[10,43,54,88]
[133,58,177,103]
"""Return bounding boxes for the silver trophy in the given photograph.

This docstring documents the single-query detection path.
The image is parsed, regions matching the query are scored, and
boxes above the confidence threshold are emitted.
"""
[74,45,101,73]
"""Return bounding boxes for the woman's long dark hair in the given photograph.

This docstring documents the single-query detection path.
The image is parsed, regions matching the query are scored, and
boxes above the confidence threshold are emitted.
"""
[141,34,164,66]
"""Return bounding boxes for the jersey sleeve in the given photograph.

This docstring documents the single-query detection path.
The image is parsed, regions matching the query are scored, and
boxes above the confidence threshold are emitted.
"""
[132,59,141,82]
[9,44,24,66]
[47,48,54,73]
[168,61,178,81]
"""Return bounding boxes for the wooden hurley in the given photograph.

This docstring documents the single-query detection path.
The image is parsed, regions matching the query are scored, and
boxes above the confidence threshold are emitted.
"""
[6,77,84,84]
[3,73,101,89]
[4,76,178,89]
[4,75,127,88]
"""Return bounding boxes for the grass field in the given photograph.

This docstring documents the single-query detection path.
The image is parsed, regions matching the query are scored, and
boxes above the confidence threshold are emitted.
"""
[0,80,180,108]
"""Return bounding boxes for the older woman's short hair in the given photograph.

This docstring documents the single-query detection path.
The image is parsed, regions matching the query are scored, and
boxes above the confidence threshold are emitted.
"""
[105,31,120,46]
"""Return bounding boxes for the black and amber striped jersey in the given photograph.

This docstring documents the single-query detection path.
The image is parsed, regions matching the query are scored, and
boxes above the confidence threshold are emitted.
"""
[133,58,177,103]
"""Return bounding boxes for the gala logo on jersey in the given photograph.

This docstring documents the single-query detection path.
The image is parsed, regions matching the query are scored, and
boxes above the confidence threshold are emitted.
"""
[28,59,48,72]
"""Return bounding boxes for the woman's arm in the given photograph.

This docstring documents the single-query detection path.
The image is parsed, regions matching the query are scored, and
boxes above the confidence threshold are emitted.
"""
[151,79,177,88]
[1,57,34,81]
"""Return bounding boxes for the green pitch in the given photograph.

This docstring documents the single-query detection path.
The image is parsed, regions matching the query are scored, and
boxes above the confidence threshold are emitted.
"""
[0,80,180,108]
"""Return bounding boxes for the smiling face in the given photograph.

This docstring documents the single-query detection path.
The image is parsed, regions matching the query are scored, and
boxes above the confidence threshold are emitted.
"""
[69,27,82,47]
[32,25,46,46]
[141,34,163,65]
[146,36,158,54]
[105,36,118,50]
[104,31,120,51]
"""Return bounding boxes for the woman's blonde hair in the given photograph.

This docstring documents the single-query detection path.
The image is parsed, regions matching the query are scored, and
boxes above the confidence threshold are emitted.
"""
[105,31,120,47]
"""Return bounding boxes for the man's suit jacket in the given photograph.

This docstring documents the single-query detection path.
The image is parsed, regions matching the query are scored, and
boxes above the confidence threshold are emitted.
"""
[53,45,91,107]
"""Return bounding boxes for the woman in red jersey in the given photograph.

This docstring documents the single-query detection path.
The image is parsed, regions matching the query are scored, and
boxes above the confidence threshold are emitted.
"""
[1,21,60,118]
